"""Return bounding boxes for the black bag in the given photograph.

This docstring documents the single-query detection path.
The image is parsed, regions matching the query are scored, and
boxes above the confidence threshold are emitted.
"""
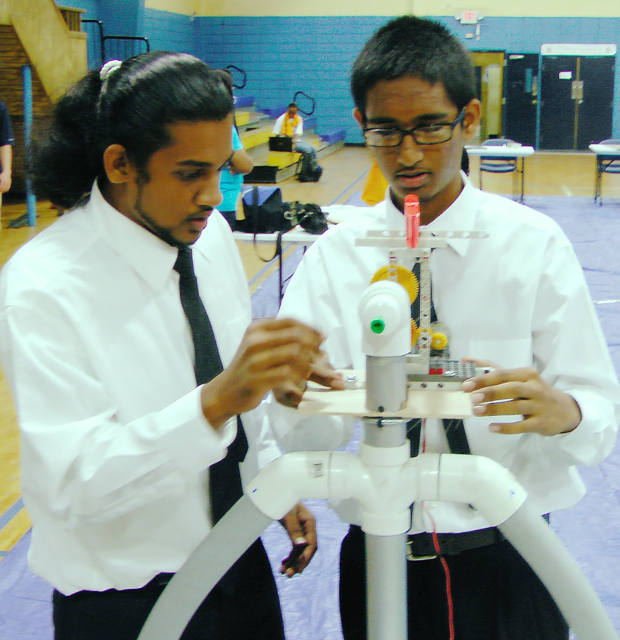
[297,163,323,183]
[286,201,329,234]
[236,186,292,234]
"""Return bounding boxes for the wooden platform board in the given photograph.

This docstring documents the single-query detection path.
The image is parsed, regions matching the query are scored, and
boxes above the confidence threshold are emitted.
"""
[298,371,473,419]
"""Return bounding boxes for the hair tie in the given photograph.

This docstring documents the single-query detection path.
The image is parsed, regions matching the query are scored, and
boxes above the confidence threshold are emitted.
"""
[99,59,123,89]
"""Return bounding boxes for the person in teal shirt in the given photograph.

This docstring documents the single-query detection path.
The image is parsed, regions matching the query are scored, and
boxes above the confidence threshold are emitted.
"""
[218,126,254,229]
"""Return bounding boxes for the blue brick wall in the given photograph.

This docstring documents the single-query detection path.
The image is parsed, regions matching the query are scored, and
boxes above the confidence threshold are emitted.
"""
[143,8,197,54]
[82,10,620,142]
[97,0,143,37]
[196,15,620,142]
[196,16,387,143]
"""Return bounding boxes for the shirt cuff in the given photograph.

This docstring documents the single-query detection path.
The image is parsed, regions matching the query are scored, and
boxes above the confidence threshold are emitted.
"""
[156,387,237,478]
[541,389,616,466]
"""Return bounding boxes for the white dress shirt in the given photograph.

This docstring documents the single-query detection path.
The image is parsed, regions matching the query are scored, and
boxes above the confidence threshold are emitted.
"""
[272,113,304,136]
[274,175,620,534]
[0,182,281,595]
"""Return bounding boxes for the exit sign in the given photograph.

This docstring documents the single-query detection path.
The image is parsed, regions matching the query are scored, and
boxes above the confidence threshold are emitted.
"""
[461,10,478,24]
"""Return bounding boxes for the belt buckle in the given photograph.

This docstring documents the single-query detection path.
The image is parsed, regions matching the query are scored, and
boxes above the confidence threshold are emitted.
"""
[406,540,437,562]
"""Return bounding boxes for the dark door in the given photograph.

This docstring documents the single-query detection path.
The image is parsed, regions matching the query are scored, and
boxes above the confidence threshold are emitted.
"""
[504,53,539,147]
[540,55,615,150]
[540,56,578,150]
[576,57,614,149]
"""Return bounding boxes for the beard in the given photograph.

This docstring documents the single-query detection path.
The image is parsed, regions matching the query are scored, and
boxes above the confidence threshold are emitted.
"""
[133,180,193,247]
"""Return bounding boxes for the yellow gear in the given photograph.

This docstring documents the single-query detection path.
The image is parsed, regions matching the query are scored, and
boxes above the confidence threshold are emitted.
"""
[371,265,419,304]
[411,319,420,345]
[431,332,449,350]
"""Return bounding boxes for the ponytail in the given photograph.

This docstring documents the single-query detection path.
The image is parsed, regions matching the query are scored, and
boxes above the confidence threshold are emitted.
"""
[31,70,104,208]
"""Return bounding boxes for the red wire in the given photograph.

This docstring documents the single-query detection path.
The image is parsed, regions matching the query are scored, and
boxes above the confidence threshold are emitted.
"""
[421,429,456,640]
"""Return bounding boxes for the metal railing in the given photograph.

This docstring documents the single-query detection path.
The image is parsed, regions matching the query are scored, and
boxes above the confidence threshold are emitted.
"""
[225,64,247,89]
[293,91,315,116]
[102,35,150,62]
[82,19,104,69]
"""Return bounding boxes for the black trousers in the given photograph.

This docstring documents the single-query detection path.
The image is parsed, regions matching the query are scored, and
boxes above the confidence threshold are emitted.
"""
[53,540,284,640]
[340,525,569,640]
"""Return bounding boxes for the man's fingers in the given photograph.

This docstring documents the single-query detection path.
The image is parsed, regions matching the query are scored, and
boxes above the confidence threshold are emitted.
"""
[273,382,305,408]
[472,398,532,417]
[489,416,539,434]
[249,318,324,350]
[306,351,345,390]
[279,502,317,576]
[462,366,538,392]
[309,367,345,390]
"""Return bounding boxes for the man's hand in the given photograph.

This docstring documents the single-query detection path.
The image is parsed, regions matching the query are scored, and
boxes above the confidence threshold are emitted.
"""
[461,359,582,436]
[0,171,11,193]
[279,502,317,577]
[201,318,324,428]
[273,351,345,408]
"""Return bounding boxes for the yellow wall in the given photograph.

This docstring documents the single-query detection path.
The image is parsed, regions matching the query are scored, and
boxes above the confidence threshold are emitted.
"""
[189,0,620,17]
[0,1,10,24]
[145,0,198,16]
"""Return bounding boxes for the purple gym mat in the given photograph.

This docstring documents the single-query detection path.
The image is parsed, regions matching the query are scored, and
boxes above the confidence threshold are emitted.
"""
[1,195,619,639]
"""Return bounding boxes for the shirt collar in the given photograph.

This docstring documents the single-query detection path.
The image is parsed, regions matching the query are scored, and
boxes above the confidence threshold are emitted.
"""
[88,181,179,293]
[384,172,478,257]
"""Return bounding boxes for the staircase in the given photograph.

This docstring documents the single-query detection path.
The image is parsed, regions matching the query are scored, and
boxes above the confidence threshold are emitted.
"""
[0,0,87,101]
[0,0,87,193]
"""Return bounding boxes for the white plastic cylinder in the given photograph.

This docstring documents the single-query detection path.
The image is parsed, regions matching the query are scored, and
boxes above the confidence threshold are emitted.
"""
[500,501,619,640]
[359,280,411,358]
[366,533,408,640]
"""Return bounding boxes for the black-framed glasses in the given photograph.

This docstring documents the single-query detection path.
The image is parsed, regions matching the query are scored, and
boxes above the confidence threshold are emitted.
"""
[362,108,466,148]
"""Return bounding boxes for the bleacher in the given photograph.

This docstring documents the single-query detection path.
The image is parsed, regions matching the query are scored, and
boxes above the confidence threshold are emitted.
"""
[237,98,346,183]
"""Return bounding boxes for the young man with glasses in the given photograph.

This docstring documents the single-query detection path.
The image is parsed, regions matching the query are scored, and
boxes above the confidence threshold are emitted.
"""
[275,15,619,640]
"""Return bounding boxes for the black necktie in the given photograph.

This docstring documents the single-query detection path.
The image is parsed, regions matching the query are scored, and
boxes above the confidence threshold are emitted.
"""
[174,247,248,523]
[408,261,470,457]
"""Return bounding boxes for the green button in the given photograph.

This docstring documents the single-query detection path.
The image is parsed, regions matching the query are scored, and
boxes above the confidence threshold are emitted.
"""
[370,318,385,334]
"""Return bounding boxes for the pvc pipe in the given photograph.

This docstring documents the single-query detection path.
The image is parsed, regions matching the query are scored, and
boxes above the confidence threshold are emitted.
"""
[367,533,408,640]
[21,65,36,227]
[499,501,619,640]
[135,451,619,640]
[137,496,273,640]
[435,453,528,526]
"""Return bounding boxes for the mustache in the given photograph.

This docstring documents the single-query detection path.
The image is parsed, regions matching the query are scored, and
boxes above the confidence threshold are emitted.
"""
[187,207,214,218]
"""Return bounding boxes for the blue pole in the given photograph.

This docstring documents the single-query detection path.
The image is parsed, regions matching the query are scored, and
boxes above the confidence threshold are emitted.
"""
[22,65,36,227]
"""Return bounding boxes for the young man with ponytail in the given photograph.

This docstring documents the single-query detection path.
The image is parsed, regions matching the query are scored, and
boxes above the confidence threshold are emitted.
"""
[0,52,335,640]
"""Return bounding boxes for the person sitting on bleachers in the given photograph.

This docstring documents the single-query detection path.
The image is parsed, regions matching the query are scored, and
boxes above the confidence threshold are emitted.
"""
[272,102,321,181]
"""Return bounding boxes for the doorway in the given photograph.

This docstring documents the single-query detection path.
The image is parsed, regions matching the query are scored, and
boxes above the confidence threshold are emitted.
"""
[470,51,505,143]
[539,46,615,150]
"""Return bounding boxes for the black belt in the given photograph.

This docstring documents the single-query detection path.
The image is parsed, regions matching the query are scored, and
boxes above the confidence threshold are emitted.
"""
[406,527,505,561]
[146,572,174,588]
